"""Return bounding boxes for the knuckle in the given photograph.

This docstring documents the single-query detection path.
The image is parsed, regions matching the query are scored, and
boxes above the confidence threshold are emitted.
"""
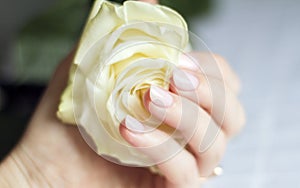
[195,131,226,175]
[235,104,246,133]
[204,131,226,160]
[213,54,227,66]
[225,100,246,137]
[172,155,198,184]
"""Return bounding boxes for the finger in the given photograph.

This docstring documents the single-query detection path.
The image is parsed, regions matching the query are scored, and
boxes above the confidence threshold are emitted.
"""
[143,86,227,176]
[178,52,241,94]
[119,115,201,187]
[170,69,245,137]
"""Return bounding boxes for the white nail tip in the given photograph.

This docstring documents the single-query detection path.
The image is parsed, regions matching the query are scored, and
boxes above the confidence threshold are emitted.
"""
[125,115,144,132]
[149,86,173,107]
[173,69,199,91]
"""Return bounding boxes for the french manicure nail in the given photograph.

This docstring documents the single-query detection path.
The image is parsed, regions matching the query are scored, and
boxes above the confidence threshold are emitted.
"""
[178,53,199,70]
[125,115,144,132]
[172,69,199,91]
[149,85,173,107]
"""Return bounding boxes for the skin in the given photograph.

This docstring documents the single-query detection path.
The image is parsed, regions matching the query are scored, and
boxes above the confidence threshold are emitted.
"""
[0,1,245,187]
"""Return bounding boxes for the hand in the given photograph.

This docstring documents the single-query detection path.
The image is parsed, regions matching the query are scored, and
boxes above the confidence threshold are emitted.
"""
[0,50,163,188]
[0,49,245,188]
[0,2,245,188]
[120,52,245,187]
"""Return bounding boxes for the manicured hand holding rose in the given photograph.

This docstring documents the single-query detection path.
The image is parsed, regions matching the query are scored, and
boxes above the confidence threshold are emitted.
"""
[57,0,193,167]
[0,0,245,187]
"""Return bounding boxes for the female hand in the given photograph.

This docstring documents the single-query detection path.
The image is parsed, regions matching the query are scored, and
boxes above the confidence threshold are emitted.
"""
[0,49,245,188]
[120,52,245,187]
[0,1,245,188]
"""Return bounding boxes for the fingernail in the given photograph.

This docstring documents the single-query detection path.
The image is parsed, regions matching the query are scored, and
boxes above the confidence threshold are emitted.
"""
[149,86,173,107]
[125,115,144,132]
[178,53,199,70]
[172,69,199,91]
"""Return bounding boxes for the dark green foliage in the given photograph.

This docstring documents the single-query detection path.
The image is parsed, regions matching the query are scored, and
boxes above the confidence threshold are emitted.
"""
[14,0,89,83]
[110,0,212,18]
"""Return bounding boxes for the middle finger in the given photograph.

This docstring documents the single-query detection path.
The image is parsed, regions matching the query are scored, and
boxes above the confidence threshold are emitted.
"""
[170,68,245,137]
[143,86,227,176]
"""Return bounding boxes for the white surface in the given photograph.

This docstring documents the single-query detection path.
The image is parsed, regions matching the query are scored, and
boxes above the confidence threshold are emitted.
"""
[190,0,300,187]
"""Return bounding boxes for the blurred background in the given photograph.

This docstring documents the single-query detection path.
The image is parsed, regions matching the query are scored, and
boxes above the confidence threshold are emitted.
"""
[0,0,299,187]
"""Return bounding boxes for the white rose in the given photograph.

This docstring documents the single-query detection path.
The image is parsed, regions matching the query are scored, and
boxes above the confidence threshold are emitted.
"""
[57,0,189,166]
